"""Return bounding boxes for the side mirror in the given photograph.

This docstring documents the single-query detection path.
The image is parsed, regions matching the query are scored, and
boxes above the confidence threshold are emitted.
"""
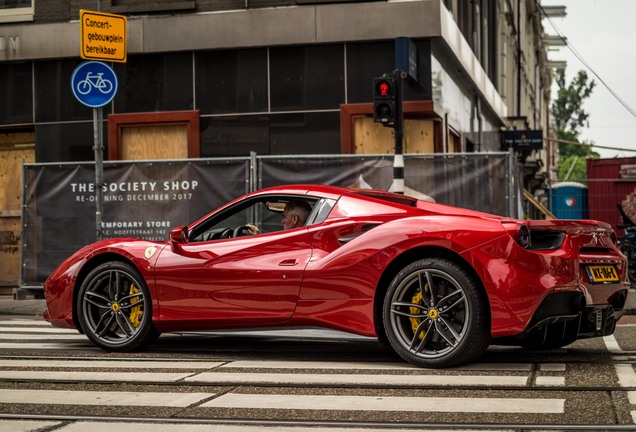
[169,226,188,252]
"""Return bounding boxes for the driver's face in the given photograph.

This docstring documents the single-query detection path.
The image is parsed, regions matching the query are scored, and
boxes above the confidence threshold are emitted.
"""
[282,208,297,230]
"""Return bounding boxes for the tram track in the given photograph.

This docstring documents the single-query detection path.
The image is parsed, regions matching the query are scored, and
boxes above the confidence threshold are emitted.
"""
[1,412,636,431]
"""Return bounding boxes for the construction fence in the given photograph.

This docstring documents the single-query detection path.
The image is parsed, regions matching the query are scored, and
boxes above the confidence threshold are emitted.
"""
[19,151,520,291]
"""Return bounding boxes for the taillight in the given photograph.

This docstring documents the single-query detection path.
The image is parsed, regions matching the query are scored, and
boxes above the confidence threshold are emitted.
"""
[502,222,531,249]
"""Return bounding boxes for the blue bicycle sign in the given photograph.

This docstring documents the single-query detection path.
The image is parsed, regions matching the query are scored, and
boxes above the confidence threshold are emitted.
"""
[71,61,118,108]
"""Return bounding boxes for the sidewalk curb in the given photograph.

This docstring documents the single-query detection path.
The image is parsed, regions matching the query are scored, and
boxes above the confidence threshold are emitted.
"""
[0,299,46,317]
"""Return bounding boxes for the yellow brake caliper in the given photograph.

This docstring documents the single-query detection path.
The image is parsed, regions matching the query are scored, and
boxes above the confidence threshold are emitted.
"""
[409,284,428,340]
[128,283,143,328]
[409,291,424,340]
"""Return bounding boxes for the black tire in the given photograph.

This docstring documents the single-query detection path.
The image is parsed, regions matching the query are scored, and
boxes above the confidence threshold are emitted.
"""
[77,261,159,352]
[382,258,490,368]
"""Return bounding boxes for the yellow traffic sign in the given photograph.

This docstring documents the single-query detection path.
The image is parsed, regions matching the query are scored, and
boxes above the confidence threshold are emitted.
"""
[80,10,127,63]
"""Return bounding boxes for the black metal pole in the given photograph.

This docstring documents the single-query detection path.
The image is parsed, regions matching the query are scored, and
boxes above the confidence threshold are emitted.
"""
[393,69,405,194]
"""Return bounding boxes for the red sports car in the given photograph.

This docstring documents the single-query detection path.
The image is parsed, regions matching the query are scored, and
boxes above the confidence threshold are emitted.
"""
[43,184,630,368]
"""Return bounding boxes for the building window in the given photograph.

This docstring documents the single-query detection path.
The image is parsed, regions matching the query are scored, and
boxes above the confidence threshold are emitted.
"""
[0,0,33,23]
[110,0,194,13]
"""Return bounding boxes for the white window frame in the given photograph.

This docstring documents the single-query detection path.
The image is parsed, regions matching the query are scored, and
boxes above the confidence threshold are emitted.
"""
[0,2,34,24]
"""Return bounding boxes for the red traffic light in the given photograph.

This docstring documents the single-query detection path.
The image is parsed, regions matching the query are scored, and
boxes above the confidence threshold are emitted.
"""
[374,78,394,98]
[372,76,397,125]
[379,81,389,96]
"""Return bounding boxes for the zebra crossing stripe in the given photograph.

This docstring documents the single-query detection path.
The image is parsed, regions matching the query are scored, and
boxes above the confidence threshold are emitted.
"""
[0,326,78,333]
[200,393,565,413]
[0,390,564,413]
[535,376,565,386]
[0,333,87,340]
[0,342,93,350]
[0,359,224,369]
[187,372,528,387]
[0,389,213,407]
[0,419,62,432]
[29,420,514,432]
[0,321,52,326]
[0,370,527,386]
[0,371,194,382]
[220,360,532,371]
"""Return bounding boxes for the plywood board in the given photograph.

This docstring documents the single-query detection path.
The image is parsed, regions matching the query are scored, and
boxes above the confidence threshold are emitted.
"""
[353,118,434,154]
[0,217,20,284]
[0,133,35,288]
[0,147,35,211]
[0,132,34,146]
[122,125,188,160]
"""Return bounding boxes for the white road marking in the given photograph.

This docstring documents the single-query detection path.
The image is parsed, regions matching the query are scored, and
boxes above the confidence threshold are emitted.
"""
[0,371,194,382]
[0,326,78,333]
[539,363,566,372]
[0,359,224,369]
[52,422,512,432]
[0,321,51,326]
[0,389,213,407]
[0,369,528,387]
[0,419,62,432]
[0,333,87,340]
[604,335,623,353]
[535,376,566,386]
[0,342,94,350]
[53,421,513,432]
[614,364,636,387]
[201,393,565,413]
[221,360,533,371]
[187,372,528,387]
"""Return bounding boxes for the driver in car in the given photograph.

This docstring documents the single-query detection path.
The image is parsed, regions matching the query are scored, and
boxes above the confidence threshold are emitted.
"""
[244,200,312,235]
[281,200,312,230]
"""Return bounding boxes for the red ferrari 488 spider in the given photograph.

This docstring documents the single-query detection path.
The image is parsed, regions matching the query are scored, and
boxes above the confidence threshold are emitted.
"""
[43,184,630,368]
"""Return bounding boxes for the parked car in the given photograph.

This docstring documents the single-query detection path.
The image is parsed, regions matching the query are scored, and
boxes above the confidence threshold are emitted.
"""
[43,184,630,368]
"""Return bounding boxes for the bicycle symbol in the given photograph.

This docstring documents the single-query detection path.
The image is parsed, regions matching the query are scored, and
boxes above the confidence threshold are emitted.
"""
[76,72,114,95]
[71,61,118,108]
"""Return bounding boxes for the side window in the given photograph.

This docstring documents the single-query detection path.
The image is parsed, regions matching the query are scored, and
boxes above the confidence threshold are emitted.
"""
[306,198,337,225]
[189,195,318,242]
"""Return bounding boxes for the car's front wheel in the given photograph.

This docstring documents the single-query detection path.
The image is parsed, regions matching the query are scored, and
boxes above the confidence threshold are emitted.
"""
[77,261,159,351]
[382,258,490,368]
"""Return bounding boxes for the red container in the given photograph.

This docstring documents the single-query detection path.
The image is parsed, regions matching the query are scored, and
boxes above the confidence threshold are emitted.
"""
[587,158,636,233]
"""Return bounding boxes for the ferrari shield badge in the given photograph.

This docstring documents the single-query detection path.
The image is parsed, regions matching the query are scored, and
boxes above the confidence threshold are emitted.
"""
[144,246,157,260]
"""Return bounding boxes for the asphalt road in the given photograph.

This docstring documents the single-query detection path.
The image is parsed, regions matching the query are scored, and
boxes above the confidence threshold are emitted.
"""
[0,308,635,431]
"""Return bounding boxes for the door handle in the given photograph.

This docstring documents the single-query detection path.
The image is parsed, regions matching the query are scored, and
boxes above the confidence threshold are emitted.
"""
[279,259,298,266]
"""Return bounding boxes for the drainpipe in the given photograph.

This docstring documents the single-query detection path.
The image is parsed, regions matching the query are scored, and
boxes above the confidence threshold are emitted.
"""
[516,0,522,117]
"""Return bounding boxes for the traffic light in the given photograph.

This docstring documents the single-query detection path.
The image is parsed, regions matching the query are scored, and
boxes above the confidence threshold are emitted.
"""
[373,76,396,125]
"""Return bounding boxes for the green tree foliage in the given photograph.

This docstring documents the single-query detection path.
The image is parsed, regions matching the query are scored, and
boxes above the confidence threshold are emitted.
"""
[550,69,599,180]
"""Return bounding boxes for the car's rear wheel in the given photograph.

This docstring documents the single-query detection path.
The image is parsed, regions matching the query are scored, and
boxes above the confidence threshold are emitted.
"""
[383,258,490,368]
[77,261,158,351]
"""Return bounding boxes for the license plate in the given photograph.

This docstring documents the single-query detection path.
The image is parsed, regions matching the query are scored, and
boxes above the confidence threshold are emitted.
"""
[586,265,619,283]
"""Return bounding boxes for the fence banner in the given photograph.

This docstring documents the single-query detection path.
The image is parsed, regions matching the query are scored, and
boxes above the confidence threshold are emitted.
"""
[22,159,250,285]
[405,154,511,217]
[259,153,512,216]
[259,155,394,191]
